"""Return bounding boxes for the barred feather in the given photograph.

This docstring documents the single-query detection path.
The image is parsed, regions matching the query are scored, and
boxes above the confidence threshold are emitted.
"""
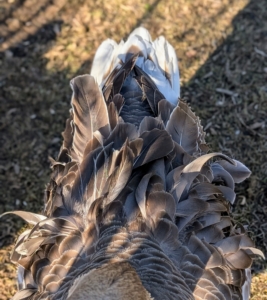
[1,27,263,300]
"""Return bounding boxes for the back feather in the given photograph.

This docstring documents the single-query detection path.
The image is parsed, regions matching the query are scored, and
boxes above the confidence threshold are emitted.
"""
[1,27,263,300]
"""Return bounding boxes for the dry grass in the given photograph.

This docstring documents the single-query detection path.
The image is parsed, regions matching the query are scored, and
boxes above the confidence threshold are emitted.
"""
[0,0,266,298]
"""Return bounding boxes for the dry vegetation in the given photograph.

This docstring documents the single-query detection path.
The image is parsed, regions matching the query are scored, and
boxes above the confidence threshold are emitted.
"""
[0,0,266,299]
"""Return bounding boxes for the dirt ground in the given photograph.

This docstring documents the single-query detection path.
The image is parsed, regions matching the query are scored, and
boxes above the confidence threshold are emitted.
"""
[0,0,266,299]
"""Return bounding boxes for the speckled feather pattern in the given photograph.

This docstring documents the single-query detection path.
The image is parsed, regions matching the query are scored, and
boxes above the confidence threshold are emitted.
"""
[2,27,264,300]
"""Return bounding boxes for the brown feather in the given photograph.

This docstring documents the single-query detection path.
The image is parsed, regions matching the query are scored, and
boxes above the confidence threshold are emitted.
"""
[1,29,263,300]
[70,75,110,160]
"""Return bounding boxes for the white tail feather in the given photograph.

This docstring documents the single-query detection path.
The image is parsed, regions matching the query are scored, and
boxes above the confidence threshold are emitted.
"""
[242,268,251,300]
[128,27,152,42]
[90,27,180,105]
[91,39,118,85]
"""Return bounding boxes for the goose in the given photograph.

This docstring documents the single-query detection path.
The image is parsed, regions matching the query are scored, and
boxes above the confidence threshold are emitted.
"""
[1,27,264,300]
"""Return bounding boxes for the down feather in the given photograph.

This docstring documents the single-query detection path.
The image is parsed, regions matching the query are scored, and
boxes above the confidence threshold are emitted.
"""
[1,27,264,300]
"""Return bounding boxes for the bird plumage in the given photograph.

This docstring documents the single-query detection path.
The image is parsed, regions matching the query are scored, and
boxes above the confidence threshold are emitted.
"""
[1,27,264,300]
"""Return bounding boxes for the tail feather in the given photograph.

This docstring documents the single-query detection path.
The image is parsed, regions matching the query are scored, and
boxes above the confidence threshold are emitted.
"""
[152,36,180,96]
[91,27,180,105]
[90,39,118,86]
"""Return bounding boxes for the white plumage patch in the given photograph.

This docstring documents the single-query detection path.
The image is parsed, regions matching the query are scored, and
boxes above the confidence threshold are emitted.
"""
[90,27,180,105]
